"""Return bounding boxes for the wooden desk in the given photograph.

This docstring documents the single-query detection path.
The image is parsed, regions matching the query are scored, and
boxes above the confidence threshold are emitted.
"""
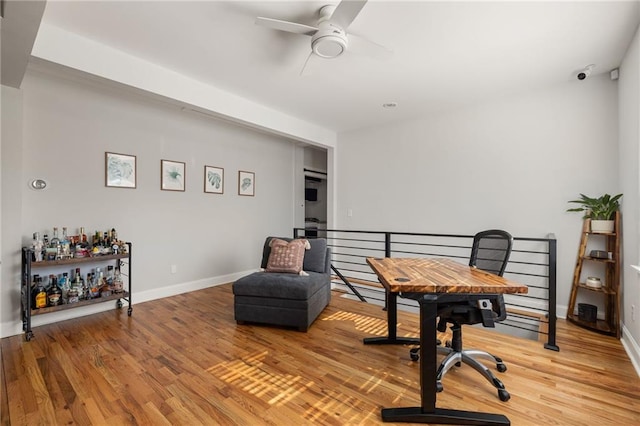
[366,257,528,425]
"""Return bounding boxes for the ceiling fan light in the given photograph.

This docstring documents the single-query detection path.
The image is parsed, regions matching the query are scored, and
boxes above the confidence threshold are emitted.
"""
[312,35,347,58]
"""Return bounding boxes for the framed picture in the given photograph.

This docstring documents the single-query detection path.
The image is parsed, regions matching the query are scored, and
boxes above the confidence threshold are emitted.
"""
[204,165,224,194]
[161,159,186,191]
[238,170,255,196]
[105,152,136,188]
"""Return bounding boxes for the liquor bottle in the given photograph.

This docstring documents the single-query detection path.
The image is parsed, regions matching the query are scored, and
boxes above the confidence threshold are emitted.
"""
[67,271,79,304]
[92,231,102,255]
[106,265,114,287]
[61,227,71,259]
[32,276,47,309]
[113,266,124,293]
[50,227,61,260]
[72,268,85,300]
[59,272,70,303]
[87,272,99,299]
[41,274,49,291]
[32,232,43,262]
[42,234,50,260]
[80,227,88,245]
[98,268,111,296]
[72,227,87,258]
[29,274,40,307]
[47,275,62,306]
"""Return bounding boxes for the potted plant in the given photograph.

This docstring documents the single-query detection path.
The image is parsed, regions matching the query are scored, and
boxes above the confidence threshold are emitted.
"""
[567,193,623,233]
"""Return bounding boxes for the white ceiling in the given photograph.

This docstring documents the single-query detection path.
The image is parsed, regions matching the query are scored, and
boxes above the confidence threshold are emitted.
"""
[31,1,640,133]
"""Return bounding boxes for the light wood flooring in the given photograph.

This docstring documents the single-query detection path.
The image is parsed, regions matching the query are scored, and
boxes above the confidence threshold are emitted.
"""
[2,284,639,425]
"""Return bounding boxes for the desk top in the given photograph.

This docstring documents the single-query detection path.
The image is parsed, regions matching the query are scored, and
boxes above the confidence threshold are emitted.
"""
[366,257,528,294]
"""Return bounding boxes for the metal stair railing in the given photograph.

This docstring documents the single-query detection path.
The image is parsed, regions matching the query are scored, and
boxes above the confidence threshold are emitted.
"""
[294,227,558,351]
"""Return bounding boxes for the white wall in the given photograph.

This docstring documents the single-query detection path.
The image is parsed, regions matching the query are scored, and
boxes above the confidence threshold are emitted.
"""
[1,67,299,337]
[619,24,640,373]
[336,74,620,317]
[1,86,25,336]
[32,24,337,148]
[304,147,328,173]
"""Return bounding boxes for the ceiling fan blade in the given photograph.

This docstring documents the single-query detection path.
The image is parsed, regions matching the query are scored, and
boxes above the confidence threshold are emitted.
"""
[300,51,314,76]
[330,0,368,30]
[348,32,393,60]
[300,51,330,77]
[255,17,317,36]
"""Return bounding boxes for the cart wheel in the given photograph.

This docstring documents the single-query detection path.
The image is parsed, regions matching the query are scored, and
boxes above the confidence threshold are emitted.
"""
[116,300,123,309]
[497,363,507,373]
[436,382,443,393]
[409,348,420,362]
[25,331,33,342]
[127,307,133,316]
[498,389,510,402]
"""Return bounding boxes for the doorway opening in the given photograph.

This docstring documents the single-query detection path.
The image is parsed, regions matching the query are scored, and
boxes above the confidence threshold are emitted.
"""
[304,147,327,238]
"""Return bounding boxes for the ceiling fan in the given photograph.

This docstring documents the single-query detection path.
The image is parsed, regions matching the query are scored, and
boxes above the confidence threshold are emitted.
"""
[255,0,389,73]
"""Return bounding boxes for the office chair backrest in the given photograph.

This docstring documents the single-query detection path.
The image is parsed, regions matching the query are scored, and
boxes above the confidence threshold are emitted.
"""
[469,230,513,277]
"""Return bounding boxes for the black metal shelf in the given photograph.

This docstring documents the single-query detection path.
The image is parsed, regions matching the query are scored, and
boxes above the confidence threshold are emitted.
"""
[21,242,132,341]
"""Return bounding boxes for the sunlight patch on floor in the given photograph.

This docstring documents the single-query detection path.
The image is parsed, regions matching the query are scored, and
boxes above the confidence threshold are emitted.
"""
[207,351,314,406]
[321,310,403,336]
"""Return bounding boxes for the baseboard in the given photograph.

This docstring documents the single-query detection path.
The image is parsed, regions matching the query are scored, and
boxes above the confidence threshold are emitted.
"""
[134,270,252,304]
[621,324,640,378]
[0,270,253,339]
[557,304,568,319]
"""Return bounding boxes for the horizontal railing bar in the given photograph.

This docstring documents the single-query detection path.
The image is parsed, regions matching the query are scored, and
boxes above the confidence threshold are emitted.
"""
[504,271,550,279]
[329,244,386,251]
[328,237,384,244]
[507,260,550,267]
[511,249,552,255]
[331,252,369,259]
[389,241,471,250]
[390,250,469,259]
[507,302,548,312]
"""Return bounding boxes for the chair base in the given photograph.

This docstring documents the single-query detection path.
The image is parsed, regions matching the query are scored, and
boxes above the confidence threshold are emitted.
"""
[409,345,510,402]
[436,346,510,402]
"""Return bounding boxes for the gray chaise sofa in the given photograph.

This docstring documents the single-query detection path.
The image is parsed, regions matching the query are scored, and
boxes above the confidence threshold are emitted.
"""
[232,237,331,331]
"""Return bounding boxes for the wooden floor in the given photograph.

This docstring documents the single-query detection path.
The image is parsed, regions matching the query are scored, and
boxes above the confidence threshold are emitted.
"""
[2,284,639,425]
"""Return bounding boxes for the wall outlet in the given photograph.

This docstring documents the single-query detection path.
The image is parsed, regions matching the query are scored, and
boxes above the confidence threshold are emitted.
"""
[632,304,636,321]
[348,208,353,217]
[171,264,177,274]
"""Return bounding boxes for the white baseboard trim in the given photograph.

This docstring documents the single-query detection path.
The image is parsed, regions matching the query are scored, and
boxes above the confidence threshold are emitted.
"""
[621,324,640,378]
[557,305,568,319]
[0,270,253,339]
[134,270,251,304]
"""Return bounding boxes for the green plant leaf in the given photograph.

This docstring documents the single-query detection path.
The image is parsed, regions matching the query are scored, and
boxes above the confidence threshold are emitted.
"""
[566,193,622,220]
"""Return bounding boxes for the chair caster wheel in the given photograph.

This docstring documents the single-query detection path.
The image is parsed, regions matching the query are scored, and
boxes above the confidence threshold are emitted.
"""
[498,389,510,402]
[497,363,507,373]
[436,382,443,393]
[409,348,419,361]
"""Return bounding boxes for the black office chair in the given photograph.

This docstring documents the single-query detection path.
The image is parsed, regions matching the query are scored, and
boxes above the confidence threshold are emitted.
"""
[409,229,514,402]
